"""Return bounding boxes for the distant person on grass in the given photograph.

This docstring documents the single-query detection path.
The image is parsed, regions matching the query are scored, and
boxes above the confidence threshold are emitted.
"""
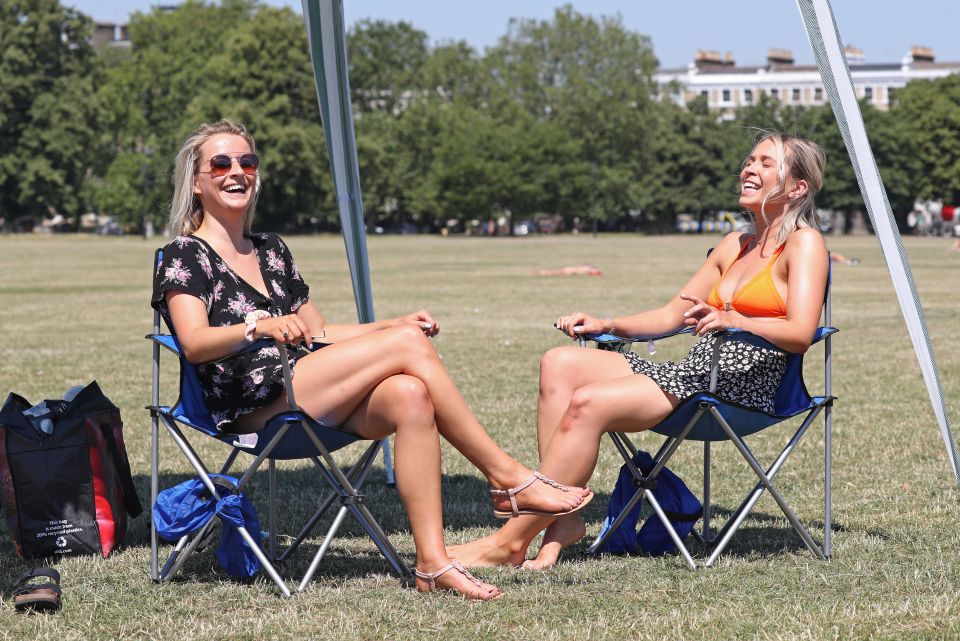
[450,131,830,569]
[151,120,591,600]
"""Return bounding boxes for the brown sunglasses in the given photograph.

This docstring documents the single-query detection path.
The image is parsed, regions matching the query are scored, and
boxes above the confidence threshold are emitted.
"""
[198,153,260,178]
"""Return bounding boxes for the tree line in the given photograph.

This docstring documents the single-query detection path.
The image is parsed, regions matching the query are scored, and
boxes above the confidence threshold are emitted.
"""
[2,0,958,234]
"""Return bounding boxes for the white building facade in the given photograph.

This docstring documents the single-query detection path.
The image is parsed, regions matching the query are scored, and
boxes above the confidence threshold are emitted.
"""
[654,47,960,114]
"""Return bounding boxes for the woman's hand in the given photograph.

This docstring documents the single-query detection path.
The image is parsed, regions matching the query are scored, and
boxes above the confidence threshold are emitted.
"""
[397,309,440,337]
[255,314,311,345]
[679,293,740,336]
[554,312,611,338]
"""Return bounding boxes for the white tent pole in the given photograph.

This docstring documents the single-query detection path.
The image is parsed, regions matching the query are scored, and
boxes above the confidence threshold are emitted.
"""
[797,0,960,485]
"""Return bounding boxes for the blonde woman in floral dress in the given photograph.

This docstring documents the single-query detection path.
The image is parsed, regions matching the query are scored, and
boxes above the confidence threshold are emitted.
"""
[151,120,590,600]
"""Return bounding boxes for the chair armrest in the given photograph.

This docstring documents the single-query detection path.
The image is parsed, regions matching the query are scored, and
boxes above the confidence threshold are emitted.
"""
[719,326,838,354]
[577,325,837,354]
[579,326,693,345]
[146,334,282,360]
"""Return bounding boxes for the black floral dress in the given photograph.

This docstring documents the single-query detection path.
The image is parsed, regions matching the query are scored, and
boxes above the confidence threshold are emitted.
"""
[623,333,788,414]
[151,233,310,429]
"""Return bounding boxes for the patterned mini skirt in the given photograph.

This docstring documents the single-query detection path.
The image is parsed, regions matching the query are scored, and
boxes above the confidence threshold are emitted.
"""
[622,332,787,414]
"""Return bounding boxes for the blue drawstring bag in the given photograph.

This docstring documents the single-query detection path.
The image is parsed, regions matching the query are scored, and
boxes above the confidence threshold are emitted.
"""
[153,474,262,578]
[598,450,702,555]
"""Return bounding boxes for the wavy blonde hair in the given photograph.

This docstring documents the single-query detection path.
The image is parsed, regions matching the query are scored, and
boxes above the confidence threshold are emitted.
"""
[168,120,260,237]
[747,131,826,246]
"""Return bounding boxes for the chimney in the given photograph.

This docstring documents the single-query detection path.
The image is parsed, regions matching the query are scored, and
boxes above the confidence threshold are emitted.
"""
[844,45,865,65]
[767,48,794,67]
[694,50,735,70]
[911,45,935,63]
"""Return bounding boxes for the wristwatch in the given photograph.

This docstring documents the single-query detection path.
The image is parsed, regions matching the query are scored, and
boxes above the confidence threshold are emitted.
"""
[244,310,271,342]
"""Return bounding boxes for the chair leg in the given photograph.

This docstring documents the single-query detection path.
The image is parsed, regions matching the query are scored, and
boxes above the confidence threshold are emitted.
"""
[586,488,646,554]
[703,441,712,540]
[709,406,825,561]
[150,412,160,582]
[268,458,278,560]
[302,422,410,578]
[645,490,698,570]
[824,403,833,558]
[298,505,350,592]
[278,441,381,563]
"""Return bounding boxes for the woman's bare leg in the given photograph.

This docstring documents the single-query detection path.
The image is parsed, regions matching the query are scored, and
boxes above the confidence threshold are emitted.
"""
[343,374,499,600]
[451,367,677,569]
[527,346,637,568]
[239,326,588,515]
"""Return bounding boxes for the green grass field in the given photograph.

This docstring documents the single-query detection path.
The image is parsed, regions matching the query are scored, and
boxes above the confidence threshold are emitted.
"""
[1,233,959,640]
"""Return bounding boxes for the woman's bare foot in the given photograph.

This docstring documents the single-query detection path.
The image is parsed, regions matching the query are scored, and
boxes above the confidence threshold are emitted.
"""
[490,468,591,517]
[414,559,502,601]
[521,514,587,570]
[447,535,528,569]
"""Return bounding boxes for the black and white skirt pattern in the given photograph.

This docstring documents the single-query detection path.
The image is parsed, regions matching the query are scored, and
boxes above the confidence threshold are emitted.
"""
[622,332,788,414]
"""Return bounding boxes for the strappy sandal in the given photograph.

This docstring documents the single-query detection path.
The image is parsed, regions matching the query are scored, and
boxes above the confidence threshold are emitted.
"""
[414,561,502,601]
[12,567,62,613]
[490,471,594,519]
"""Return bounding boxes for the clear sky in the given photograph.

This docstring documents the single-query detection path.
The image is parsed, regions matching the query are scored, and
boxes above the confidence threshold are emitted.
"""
[67,0,960,68]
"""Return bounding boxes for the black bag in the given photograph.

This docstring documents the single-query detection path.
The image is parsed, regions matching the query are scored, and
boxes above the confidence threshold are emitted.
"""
[0,381,142,560]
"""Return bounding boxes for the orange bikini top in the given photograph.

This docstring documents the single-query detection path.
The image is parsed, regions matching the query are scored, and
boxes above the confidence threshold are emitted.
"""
[706,237,787,319]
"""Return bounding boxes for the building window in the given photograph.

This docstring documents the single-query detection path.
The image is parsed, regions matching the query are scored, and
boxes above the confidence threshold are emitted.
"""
[792,87,801,102]
[814,87,823,101]
[722,89,731,103]
[888,86,898,105]
[770,88,779,99]
[864,86,873,100]
[744,88,753,104]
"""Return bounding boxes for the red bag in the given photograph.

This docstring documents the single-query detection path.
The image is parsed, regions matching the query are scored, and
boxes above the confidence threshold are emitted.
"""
[0,381,142,559]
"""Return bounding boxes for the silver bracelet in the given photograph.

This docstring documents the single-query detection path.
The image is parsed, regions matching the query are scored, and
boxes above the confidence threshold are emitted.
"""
[601,316,617,336]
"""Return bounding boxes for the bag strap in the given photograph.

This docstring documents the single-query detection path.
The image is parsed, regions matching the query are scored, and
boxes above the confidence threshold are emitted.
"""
[98,422,143,518]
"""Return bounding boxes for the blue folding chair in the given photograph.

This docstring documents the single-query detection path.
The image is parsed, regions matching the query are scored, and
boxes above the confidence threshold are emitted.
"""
[583,261,836,569]
[147,250,409,597]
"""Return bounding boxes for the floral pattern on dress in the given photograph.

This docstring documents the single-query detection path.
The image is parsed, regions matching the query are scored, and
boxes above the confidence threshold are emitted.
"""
[623,332,787,415]
[264,249,285,274]
[163,258,191,286]
[151,232,311,429]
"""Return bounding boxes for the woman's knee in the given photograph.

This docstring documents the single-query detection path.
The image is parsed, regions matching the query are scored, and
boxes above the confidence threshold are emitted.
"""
[386,324,436,362]
[558,386,607,435]
[539,346,582,394]
[377,374,434,428]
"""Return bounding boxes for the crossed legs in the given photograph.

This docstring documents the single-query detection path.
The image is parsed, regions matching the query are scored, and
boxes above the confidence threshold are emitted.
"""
[239,325,589,598]
[449,345,678,569]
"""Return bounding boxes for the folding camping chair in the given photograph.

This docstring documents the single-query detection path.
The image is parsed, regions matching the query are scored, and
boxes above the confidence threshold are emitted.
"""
[582,260,836,569]
[147,250,409,597]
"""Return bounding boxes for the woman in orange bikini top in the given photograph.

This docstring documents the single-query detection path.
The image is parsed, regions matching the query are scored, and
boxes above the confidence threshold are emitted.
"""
[450,132,833,572]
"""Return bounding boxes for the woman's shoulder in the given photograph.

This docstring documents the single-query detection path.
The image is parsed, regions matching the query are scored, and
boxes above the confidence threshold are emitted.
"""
[247,232,287,250]
[784,226,827,253]
[159,235,208,256]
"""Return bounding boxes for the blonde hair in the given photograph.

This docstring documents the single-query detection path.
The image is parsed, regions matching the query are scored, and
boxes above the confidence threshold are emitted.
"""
[168,120,260,237]
[747,131,826,246]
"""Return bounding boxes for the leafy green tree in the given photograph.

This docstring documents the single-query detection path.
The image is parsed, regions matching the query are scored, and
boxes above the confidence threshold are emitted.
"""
[893,75,960,202]
[483,5,659,221]
[0,0,102,226]
[184,5,333,231]
[90,0,259,229]
[347,19,429,113]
